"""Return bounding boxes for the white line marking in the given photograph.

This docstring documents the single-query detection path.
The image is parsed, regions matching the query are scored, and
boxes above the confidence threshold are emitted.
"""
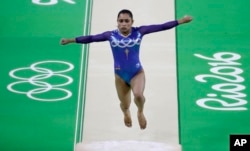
[74,0,92,150]
[63,0,76,4]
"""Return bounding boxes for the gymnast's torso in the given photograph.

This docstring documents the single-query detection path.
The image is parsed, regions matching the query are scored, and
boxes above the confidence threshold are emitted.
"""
[75,20,179,84]
[108,28,143,84]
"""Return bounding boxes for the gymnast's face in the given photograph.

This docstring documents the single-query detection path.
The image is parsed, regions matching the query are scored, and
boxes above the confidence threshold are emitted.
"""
[117,13,134,36]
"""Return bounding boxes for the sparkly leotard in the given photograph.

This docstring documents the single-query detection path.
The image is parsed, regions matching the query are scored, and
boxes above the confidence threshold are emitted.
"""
[76,20,179,85]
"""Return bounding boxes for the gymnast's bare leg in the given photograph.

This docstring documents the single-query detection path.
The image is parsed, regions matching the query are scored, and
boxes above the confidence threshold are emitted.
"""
[130,70,147,130]
[115,74,132,128]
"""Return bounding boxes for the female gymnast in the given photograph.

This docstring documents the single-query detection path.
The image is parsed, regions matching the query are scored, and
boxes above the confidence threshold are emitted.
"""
[61,9,192,130]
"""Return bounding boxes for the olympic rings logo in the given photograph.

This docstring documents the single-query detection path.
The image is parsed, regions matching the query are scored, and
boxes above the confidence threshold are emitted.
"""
[110,35,142,48]
[7,60,74,102]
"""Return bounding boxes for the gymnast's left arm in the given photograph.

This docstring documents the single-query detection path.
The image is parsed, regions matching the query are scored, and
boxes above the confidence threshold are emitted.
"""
[138,15,192,35]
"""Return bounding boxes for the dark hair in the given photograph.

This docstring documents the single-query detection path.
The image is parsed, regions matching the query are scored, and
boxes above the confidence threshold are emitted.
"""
[117,9,133,20]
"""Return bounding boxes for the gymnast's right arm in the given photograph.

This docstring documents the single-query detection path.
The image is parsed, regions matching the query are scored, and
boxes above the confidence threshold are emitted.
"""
[60,31,111,45]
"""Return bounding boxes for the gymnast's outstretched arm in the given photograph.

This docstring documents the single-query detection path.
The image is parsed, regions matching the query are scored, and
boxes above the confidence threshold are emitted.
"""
[60,31,111,45]
[138,15,192,35]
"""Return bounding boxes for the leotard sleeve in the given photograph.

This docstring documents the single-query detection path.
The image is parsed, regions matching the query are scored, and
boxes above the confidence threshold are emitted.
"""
[138,20,179,36]
[75,31,112,44]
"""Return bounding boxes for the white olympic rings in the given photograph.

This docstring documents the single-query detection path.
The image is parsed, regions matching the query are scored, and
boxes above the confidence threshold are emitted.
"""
[7,60,74,102]
[110,35,142,48]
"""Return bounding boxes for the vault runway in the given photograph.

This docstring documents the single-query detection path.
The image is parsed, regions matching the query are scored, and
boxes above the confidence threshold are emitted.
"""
[76,0,180,150]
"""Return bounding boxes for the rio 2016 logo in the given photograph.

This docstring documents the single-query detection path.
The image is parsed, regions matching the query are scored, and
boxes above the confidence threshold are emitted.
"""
[7,60,74,102]
[32,0,76,5]
[194,52,247,111]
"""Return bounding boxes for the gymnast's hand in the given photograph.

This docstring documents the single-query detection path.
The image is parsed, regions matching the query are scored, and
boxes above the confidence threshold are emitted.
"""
[60,38,76,45]
[178,15,193,24]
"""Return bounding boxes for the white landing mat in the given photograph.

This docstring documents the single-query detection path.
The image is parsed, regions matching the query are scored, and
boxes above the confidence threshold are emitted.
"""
[76,141,181,151]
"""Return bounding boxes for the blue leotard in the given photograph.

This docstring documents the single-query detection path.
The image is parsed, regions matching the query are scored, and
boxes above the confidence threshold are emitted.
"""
[76,20,179,85]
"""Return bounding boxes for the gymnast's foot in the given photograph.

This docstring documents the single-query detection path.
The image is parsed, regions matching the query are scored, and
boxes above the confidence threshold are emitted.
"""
[138,111,147,130]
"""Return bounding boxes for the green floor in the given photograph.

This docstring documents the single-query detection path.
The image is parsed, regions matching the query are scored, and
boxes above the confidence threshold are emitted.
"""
[176,0,250,151]
[0,1,92,151]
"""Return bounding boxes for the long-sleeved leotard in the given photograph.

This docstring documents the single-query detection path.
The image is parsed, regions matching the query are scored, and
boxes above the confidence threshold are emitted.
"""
[76,20,179,85]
